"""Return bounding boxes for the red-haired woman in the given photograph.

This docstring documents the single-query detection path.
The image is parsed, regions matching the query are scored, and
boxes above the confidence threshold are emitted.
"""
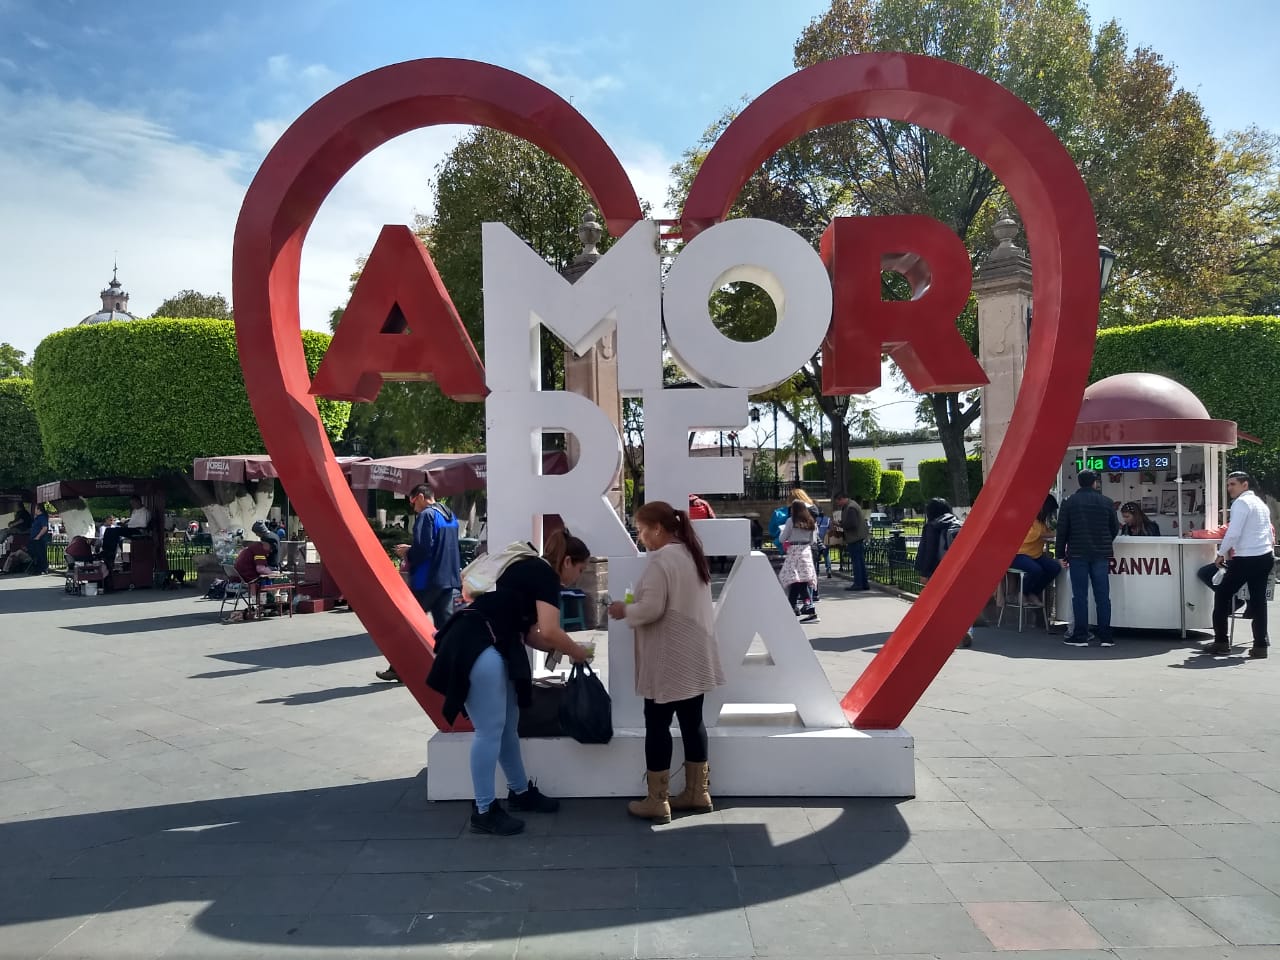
[608,500,724,823]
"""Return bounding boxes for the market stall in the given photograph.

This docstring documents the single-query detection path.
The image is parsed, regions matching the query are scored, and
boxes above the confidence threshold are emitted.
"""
[37,478,167,590]
[1055,372,1238,635]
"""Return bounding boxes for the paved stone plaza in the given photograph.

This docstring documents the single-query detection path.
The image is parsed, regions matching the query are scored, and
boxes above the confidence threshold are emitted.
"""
[2,573,1280,959]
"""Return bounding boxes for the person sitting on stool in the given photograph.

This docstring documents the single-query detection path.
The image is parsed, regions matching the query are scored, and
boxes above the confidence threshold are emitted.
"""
[233,537,276,607]
[99,496,150,567]
[251,520,280,568]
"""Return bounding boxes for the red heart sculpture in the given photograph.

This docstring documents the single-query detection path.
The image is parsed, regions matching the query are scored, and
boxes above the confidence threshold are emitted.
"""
[232,54,1097,733]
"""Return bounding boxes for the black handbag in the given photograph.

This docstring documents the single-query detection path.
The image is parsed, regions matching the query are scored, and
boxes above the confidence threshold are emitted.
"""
[518,677,565,738]
[559,663,613,744]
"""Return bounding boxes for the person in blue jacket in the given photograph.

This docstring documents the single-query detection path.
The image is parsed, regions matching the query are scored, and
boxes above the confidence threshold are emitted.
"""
[376,483,462,682]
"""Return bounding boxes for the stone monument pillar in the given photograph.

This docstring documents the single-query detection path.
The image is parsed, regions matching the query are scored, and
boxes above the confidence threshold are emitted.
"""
[561,210,625,518]
[973,214,1034,482]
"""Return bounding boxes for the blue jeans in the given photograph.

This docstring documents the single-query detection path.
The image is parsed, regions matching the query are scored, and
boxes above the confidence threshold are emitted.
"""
[1068,558,1111,640]
[465,646,528,813]
[1011,553,1061,597]
[847,540,868,588]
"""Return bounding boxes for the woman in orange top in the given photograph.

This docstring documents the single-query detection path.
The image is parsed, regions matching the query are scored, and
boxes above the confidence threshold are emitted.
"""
[1011,494,1061,608]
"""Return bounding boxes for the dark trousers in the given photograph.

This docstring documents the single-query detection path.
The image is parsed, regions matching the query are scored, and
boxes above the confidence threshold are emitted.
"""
[786,581,815,610]
[1011,553,1061,597]
[1198,561,1253,617]
[28,537,48,573]
[847,539,868,588]
[1068,558,1112,641]
[414,585,455,630]
[1213,553,1274,646]
[100,527,141,565]
[644,695,708,771]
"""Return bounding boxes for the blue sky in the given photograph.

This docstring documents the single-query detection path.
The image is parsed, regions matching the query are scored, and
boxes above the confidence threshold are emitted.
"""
[2,0,1276,432]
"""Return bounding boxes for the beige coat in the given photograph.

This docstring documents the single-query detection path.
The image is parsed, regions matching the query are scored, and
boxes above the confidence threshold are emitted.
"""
[624,542,725,704]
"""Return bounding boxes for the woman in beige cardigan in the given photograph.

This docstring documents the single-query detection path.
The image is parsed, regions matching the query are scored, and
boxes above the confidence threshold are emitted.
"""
[607,500,725,822]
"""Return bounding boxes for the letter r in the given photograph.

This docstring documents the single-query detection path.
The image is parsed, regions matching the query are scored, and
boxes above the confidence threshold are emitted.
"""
[820,216,988,395]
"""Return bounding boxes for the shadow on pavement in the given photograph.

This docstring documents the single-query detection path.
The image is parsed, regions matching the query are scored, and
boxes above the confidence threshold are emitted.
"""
[0,776,911,949]
[189,634,381,678]
[64,611,224,636]
[0,576,198,615]
[258,683,400,706]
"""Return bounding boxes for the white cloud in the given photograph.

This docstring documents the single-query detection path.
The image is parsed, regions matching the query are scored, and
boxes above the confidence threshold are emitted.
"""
[523,51,621,106]
[0,88,463,357]
[24,33,50,50]
[615,139,675,220]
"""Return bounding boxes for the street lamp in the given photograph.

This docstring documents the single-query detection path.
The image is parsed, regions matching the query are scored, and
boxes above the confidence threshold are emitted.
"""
[1098,240,1117,295]
[1026,239,1118,336]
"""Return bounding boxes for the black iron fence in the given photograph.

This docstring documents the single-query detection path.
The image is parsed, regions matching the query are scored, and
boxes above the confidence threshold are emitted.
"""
[708,479,830,502]
[48,535,215,581]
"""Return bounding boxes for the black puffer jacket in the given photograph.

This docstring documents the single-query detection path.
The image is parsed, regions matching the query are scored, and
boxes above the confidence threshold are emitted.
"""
[1056,488,1120,561]
[914,512,961,578]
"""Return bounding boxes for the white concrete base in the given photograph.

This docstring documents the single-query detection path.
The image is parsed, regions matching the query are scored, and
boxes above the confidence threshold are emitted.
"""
[426,725,915,800]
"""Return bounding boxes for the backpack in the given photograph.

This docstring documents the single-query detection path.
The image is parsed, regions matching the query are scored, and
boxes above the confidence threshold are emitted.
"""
[205,579,227,600]
[461,541,541,597]
[940,520,962,557]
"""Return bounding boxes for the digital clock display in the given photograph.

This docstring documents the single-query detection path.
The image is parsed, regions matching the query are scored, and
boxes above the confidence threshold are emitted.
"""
[1075,452,1171,472]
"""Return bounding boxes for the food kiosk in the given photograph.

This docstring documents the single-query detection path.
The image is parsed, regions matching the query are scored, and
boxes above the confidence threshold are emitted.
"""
[1055,373,1239,636]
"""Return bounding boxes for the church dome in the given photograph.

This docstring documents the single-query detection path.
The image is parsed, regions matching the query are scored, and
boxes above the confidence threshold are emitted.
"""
[79,265,135,326]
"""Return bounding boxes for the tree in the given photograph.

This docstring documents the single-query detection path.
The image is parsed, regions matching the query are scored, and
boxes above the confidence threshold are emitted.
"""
[151,290,233,320]
[670,0,1248,507]
[0,378,51,490]
[333,128,603,458]
[0,343,30,379]
[31,319,348,476]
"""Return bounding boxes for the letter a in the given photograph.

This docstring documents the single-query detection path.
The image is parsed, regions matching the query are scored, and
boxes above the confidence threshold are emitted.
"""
[310,226,486,402]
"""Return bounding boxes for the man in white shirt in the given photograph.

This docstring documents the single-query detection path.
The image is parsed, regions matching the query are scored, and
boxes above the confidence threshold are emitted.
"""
[1205,471,1275,658]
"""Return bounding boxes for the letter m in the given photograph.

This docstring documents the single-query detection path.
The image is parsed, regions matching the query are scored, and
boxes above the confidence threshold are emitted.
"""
[481,221,661,395]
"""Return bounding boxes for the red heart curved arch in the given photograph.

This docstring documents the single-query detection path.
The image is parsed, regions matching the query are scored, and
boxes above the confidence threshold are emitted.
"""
[232,53,1097,732]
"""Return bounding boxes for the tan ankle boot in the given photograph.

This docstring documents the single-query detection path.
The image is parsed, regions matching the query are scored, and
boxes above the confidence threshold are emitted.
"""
[670,761,713,813]
[627,770,671,823]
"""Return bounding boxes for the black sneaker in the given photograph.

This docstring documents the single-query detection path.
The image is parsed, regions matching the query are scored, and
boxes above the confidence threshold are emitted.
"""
[507,779,560,813]
[1202,641,1232,655]
[375,666,401,682]
[470,801,524,835]
[1099,638,1115,648]
[1248,645,1269,659]
[799,606,819,623]
[1063,633,1090,647]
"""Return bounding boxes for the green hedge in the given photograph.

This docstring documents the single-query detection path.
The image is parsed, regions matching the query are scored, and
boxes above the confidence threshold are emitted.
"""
[0,378,51,490]
[31,318,349,477]
[848,458,881,503]
[1092,316,1280,491]
[878,469,905,506]
[918,455,984,505]
[900,478,925,511]
[800,458,880,501]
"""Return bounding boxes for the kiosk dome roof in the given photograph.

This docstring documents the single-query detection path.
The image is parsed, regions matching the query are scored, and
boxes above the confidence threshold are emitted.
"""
[1080,373,1211,423]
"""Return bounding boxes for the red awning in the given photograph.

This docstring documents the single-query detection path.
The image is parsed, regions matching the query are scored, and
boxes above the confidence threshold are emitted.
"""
[349,452,569,495]
[192,455,278,483]
[37,478,162,501]
[191,455,370,484]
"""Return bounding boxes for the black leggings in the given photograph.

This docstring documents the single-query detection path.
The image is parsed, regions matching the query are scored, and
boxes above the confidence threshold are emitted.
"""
[643,695,708,771]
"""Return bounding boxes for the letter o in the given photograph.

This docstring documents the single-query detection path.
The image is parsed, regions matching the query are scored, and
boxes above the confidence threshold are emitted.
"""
[662,219,833,391]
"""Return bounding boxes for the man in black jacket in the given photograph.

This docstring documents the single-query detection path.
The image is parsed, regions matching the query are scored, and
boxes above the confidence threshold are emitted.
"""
[1056,470,1120,647]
